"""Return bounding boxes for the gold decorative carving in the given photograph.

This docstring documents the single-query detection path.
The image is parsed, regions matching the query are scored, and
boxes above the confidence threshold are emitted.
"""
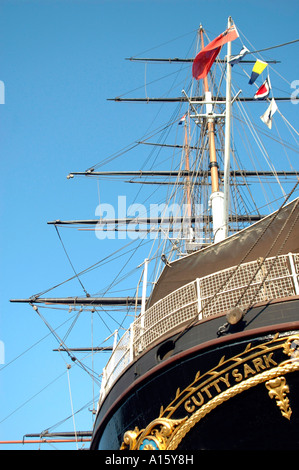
[283,336,299,360]
[167,361,299,450]
[120,427,142,450]
[265,376,292,420]
[120,417,187,450]
[120,334,299,450]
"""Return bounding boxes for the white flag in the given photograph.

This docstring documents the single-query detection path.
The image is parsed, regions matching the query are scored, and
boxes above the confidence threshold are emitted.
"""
[260,98,278,129]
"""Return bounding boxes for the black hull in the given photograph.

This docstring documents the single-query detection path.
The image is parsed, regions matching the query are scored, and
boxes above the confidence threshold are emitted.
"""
[90,297,299,450]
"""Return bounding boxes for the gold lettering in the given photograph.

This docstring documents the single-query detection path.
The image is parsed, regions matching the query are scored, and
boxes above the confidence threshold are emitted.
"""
[263,353,277,368]
[191,392,204,407]
[201,385,213,399]
[243,363,256,378]
[184,399,195,413]
[219,373,230,388]
[232,368,243,382]
[183,352,279,415]
[212,379,222,393]
[252,357,266,372]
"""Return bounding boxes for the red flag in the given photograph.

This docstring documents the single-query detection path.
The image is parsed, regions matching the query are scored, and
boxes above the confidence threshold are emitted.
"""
[192,25,239,80]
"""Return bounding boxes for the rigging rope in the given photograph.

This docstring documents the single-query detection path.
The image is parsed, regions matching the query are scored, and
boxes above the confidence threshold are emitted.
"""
[174,179,299,344]
[32,236,146,299]
[235,95,287,198]
[248,38,299,54]
[235,197,299,310]
[0,370,67,425]
[66,365,78,450]
[55,226,89,297]
[40,397,95,438]
[32,305,101,386]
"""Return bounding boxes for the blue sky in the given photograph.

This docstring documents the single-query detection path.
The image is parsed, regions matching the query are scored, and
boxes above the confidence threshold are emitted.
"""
[0,0,298,450]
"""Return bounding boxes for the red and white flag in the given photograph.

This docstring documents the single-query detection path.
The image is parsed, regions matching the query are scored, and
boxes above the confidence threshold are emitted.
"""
[178,113,187,125]
[254,77,271,100]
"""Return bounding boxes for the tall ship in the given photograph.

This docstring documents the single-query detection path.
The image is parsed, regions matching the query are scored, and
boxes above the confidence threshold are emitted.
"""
[11,17,299,450]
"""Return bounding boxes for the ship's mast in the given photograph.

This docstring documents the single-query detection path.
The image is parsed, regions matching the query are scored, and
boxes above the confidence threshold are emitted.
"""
[199,26,219,195]
[199,25,225,244]
[223,16,233,239]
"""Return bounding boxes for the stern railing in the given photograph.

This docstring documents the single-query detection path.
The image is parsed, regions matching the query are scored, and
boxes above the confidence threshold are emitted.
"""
[98,252,299,404]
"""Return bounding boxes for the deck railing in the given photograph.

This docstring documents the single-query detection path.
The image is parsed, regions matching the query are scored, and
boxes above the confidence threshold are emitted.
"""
[99,252,299,404]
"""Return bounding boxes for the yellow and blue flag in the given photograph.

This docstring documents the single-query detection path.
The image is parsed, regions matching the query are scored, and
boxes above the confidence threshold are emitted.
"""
[249,59,268,84]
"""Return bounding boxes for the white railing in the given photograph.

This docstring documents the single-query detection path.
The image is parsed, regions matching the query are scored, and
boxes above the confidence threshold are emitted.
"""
[99,253,299,404]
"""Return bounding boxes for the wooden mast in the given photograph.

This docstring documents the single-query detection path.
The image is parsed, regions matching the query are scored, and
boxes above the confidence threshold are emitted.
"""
[199,25,219,194]
[198,25,225,243]
[199,26,219,194]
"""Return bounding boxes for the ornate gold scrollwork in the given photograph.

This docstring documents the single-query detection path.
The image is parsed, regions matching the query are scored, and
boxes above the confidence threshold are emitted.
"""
[120,334,299,450]
[283,336,299,360]
[120,417,187,450]
[265,376,292,420]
